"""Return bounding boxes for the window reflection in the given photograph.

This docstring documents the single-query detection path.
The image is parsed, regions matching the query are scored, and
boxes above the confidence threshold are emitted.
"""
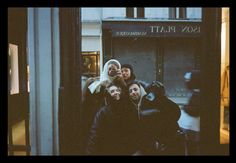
[8,43,19,95]
[220,8,229,144]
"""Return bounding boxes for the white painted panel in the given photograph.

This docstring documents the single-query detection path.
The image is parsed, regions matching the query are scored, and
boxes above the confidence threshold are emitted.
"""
[82,8,102,21]
[187,8,202,19]
[28,8,37,155]
[82,23,101,36]
[145,7,169,18]
[28,8,60,155]
[51,8,60,155]
[37,8,53,155]
[102,8,126,18]
[82,36,101,51]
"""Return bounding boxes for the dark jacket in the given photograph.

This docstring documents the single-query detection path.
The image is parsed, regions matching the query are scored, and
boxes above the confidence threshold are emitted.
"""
[136,94,181,154]
[86,97,140,155]
[143,96,180,138]
[80,78,107,153]
[183,91,200,117]
[184,70,201,117]
[81,75,130,153]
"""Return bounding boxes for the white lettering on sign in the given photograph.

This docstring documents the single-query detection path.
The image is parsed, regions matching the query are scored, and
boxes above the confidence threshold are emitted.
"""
[181,26,200,33]
[150,25,200,34]
[113,25,201,37]
[150,26,176,33]
[115,31,147,36]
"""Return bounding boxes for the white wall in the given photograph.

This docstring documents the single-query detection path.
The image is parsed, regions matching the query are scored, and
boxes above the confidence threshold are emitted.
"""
[82,37,101,51]
[187,8,202,19]
[102,7,126,18]
[145,7,169,18]
[82,8,102,21]
[82,8,102,52]
[82,7,202,20]
[82,23,101,36]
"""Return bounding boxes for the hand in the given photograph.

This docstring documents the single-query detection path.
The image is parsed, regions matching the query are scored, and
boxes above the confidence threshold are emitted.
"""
[116,69,122,77]
[109,69,122,77]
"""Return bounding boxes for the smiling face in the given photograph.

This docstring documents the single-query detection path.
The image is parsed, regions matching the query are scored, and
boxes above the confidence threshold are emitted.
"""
[128,84,141,101]
[121,67,131,80]
[108,64,119,77]
[107,85,121,100]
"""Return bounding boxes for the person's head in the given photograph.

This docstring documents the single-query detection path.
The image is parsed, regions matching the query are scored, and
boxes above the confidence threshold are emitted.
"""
[108,63,119,77]
[127,81,142,102]
[145,81,166,99]
[121,64,136,81]
[106,83,122,101]
[103,59,121,78]
[184,70,200,90]
[88,59,121,94]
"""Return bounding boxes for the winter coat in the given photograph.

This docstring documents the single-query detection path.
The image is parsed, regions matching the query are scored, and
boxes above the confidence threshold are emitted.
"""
[81,75,128,152]
[80,59,123,153]
[137,94,181,155]
[80,79,106,153]
[183,90,201,117]
[126,79,181,155]
[86,98,140,155]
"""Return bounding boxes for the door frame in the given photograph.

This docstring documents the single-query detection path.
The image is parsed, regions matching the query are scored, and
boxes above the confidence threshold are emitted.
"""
[8,8,30,155]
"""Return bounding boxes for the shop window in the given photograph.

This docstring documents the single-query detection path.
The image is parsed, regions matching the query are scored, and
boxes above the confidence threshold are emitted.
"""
[82,51,100,77]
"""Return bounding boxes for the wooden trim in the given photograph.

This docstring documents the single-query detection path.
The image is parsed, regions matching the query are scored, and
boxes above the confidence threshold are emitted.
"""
[200,8,222,155]
[126,7,134,18]
[59,8,82,155]
[169,8,176,19]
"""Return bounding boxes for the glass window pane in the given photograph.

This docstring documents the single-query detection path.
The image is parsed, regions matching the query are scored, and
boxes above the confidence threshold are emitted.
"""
[12,120,26,145]
[9,43,19,95]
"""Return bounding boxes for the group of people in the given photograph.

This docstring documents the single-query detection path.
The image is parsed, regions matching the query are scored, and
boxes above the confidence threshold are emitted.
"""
[80,59,199,155]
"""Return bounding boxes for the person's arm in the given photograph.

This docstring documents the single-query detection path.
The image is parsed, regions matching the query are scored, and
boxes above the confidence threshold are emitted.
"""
[183,92,200,117]
[86,109,106,155]
[113,75,127,89]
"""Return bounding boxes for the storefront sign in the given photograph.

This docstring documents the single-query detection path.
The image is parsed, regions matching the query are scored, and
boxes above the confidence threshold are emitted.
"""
[103,21,201,37]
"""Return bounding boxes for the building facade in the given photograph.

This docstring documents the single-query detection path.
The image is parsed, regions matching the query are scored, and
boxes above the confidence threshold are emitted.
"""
[82,7,201,102]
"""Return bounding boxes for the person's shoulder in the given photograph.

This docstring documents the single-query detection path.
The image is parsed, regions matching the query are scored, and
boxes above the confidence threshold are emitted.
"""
[96,105,110,116]
[86,76,99,86]
[136,80,150,88]
[164,97,179,107]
